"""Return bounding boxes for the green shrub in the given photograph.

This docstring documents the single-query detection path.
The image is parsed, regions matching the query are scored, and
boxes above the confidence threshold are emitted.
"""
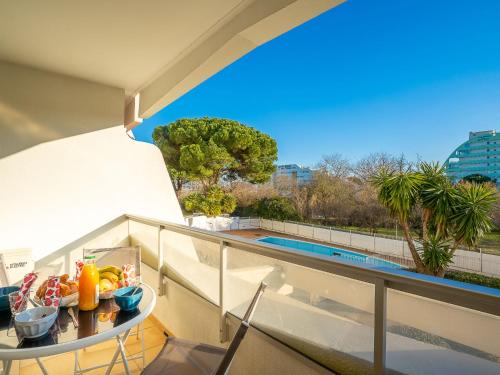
[251,197,300,221]
[182,187,236,217]
[444,270,500,289]
[419,235,454,276]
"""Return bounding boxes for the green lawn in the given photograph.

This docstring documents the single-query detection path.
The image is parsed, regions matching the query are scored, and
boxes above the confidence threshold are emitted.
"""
[479,231,500,255]
[336,225,500,256]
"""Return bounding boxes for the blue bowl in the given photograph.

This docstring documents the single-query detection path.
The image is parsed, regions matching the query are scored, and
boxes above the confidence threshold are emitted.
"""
[0,286,20,312]
[113,287,143,312]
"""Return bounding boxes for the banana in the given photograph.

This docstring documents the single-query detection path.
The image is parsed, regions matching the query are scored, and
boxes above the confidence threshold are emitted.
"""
[98,265,122,276]
[100,271,119,283]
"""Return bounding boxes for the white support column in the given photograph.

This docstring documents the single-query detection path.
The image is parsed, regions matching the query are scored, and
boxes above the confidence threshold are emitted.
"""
[124,93,143,130]
[219,240,228,342]
[374,278,387,374]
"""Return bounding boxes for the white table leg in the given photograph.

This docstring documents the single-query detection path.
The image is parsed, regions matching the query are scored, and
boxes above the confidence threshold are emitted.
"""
[1,360,12,375]
[104,328,131,375]
[141,325,145,370]
[116,334,131,375]
[73,351,79,375]
[35,358,48,375]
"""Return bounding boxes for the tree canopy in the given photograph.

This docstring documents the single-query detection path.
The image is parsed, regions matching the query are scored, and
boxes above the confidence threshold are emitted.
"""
[182,186,236,217]
[462,174,495,185]
[153,118,278,194]
[251,197,300,221]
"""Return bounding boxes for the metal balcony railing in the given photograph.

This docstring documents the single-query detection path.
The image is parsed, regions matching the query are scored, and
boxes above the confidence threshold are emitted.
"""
[127,214,500,375]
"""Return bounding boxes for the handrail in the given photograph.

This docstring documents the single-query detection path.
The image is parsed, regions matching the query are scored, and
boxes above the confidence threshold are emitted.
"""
[127,214,500,317]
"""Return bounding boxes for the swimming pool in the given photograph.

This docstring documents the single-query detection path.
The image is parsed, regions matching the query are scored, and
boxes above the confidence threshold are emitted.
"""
[257,236,402,269]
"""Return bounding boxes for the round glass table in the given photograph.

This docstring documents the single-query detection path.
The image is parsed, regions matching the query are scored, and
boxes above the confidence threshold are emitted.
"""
[0,283,156,375]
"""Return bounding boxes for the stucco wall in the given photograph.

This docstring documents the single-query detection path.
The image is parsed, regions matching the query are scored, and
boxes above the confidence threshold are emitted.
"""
[0,60,124,158]
[0,126,184,262]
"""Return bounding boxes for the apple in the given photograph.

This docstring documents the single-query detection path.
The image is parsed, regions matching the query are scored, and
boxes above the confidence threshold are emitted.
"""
[99,279,113,293]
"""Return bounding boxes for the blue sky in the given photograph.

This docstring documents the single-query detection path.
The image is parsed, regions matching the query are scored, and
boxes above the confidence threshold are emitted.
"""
[133,0,500,167]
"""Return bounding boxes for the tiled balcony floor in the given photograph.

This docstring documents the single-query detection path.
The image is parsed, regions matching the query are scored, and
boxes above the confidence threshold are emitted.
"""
[6,316,166,375]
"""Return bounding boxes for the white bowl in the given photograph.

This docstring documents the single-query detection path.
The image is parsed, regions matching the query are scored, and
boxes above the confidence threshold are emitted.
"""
[15,306,58,338]
[34,292,78,308]
[61,292,79,307]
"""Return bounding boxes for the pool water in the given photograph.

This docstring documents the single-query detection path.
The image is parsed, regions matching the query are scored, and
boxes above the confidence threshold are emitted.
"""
[257,236,402,269]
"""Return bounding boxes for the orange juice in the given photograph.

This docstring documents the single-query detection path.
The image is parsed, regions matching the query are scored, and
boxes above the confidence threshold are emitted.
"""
[78,256,99,311]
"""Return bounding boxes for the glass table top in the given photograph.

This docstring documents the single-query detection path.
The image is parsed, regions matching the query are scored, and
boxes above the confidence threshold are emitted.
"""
[0,285,154,352]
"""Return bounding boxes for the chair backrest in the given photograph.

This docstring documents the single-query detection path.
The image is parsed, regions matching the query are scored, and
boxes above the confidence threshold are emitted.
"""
[83,246,142,281]
[214,283,267,375]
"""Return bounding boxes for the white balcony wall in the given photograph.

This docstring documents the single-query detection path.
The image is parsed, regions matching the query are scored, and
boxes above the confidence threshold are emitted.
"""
[33,219,129,288]
[0,126,184,263]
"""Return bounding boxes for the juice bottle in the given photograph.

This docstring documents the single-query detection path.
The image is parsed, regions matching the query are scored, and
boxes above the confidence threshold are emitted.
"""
[78,255,99,311]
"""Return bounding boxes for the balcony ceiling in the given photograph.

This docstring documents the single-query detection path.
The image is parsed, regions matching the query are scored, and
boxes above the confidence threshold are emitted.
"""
[0,0,343,121]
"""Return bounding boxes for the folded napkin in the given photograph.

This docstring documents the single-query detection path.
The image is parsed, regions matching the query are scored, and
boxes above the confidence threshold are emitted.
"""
[75,260,84,281]
[121,264,136,287]
[14,272,38,311]
[43,276,61,307]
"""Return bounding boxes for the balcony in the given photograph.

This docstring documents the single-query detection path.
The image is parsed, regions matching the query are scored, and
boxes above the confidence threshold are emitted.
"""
[25,214,500,375]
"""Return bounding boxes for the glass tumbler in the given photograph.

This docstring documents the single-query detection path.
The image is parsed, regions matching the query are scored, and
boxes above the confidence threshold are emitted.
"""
[9,290,29,315]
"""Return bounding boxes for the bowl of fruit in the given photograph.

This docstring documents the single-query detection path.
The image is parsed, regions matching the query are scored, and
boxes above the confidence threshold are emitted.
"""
[98,266,123,299]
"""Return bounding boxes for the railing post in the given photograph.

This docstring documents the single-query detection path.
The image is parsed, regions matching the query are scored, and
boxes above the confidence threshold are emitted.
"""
[157,225,164,296]
[373,232,376,252]
[329,227,332,243]
[480,248,483,273]
[374,278,387,374]
[349,230,352,247]
[219,240,228,342]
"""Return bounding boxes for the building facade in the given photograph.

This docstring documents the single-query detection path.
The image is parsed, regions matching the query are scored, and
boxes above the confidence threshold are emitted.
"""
[272,164,314,186]
[445,130,500,186]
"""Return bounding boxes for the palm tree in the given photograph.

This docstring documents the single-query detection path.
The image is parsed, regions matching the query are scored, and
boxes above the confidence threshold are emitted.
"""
[419,162,454,240]
[450,183,496,250]
[420,234,454,275]
[372,168,427,273]
[372,163,497,276]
